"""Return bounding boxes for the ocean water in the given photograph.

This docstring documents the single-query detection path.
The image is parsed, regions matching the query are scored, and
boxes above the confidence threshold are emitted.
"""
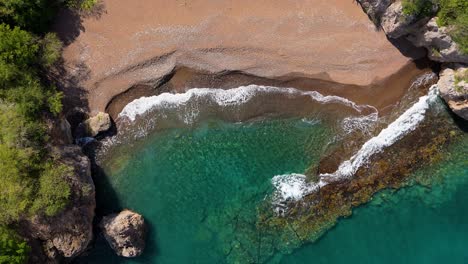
[279,135,468,264]
[84,117,333,263]
[80,86,468,264]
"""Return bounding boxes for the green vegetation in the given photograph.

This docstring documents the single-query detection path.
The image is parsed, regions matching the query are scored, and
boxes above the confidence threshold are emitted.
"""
[0,0,98,262]
[402,0,437,18]
[0,226,30,264]
[437,0,468,53]
[402,0,468,54]
[454,68,468,93]
[67,0,99,11]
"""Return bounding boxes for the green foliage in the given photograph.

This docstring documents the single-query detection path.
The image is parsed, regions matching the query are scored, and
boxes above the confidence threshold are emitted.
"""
[402,0,437,18]
[39,33,62,68]
[0,0,59,33]
[0,226,29,264]
[454,69,468,93]
[32,163,71,217]
[0,24,62,117]
[0,24,37,67]
[67,0,98,11]
[0,103,72,223]
[437,0,468,54]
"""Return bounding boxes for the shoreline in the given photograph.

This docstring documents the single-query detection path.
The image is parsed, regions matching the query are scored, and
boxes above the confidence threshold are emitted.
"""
[55,0,425,115]
[105,59,435,121]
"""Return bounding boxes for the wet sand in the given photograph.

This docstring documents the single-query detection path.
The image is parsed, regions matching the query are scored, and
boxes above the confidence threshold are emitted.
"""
[55,0,428,115]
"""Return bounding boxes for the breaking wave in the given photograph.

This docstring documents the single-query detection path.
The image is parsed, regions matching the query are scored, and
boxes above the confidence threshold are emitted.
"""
[271,85,440,208]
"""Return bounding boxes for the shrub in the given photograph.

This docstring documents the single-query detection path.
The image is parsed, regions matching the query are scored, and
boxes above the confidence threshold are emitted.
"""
[67,0,98,11]
[437,0,468,53]
[0,226,29,264]
[402,0,437,18]
[0,0,59,33]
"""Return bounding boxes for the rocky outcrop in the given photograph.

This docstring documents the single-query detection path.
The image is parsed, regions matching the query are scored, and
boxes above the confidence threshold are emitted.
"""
[358,0,467,63]
[75,112,112,138]
[380,1,431,39]
[26,145,95,260]
[357,0,393,24]
[438,65,468,119]
[407,18,468,63]
[100,210,147,257]
[357,0,468,120]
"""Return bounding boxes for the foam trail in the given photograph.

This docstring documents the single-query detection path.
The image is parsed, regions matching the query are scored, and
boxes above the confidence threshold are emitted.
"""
[271,85,439,207]
[118,85,375,122]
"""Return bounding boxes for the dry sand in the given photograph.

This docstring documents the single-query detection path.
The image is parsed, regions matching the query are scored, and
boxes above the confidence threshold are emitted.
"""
[56,0,427,114]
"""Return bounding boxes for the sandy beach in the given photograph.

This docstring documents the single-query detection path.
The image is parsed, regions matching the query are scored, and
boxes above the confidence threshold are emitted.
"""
[56,0,427,114]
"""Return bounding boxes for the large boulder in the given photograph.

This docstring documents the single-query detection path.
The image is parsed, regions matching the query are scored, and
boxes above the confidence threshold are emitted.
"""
[25,145,95,259]
[100,210,147,257]
[75,112,111,138]
[438,64,468,120]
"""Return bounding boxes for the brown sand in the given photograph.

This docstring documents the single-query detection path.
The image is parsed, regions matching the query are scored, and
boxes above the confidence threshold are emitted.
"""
[56,0,427,114]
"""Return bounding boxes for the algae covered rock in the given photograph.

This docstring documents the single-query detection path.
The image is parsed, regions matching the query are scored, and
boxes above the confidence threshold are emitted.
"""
[100,210,147,257]
[438,64,468,120]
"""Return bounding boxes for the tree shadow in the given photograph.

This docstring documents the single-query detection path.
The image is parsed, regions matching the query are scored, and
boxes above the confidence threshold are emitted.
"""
[53,1,107,46]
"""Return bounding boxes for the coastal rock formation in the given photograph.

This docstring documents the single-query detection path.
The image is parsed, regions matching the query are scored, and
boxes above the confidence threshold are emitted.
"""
[357,0,392,23]
[407,18,468,63]
[26,145,95,259]
[100,210,147,257]
[75,112,112,137]
[56,0,417,113]
[380,1,428,38]
[358,1,467,64]
[438,65,468,119]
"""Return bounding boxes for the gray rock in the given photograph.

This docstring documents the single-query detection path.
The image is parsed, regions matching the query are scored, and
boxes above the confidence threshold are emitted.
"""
[100,210,147,257]
[407,18,468,63]
[357,0,393,25]
[438,64,468,120]
[76,112,111,138]
[26,145,95,258]
[380,1,428,38]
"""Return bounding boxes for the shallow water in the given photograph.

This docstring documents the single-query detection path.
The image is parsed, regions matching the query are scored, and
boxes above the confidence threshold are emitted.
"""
[84,117,333,263]
[279,135,468,264]
[80,86,468,264]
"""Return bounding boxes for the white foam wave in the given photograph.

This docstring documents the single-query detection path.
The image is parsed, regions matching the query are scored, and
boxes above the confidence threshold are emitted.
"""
[323,85,439,179]
[118,85,375,122]
[271,85,440,208]
[341,112,378,135]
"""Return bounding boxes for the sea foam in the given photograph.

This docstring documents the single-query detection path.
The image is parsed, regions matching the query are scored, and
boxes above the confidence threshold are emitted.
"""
[271,85,440,207]
[118,85,375,122]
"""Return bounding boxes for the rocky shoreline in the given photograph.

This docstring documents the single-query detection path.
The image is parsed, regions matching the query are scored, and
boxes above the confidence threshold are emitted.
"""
[33,0,468,262]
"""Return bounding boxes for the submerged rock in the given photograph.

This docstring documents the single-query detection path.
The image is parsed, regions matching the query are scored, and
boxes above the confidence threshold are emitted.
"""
[438,65,468,120]
[76,112,111,138]
[100,210,147,257]
[26,145,95,259]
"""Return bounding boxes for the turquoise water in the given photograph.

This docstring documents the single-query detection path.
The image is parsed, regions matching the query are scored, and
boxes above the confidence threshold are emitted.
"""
[279,135,468,264]
[85,117,332,263]
[82,115,468,264]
